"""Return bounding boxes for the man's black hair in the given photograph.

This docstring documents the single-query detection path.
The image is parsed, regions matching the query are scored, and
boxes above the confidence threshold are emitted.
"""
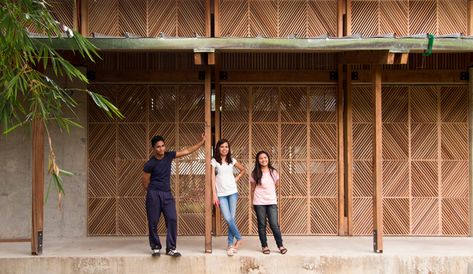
[151,135,165,147]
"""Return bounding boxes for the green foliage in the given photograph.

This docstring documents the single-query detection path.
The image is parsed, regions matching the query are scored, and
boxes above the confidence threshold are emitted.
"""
[0,0,123,203]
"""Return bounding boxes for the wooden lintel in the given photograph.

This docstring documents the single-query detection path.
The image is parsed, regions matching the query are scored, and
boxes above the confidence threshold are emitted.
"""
[40,37,473,52]
[92,71,202,82]
[338,51,394,64]
[194,53,203,65]
[352,70,467,83]
[219,71,336,83]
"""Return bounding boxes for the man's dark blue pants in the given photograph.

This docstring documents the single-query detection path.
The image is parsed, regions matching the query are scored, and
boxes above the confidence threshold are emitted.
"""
[146,190,177,251]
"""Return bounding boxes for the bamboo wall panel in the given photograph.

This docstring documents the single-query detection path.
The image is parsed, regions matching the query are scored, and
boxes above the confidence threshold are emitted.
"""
[49,0,74,29]
[221,85,338,235]
[351,0,467,36]
[350,84,469,236]
[217,0,337,37]
[88,84,205,236]
[88,0,206,37]
[29,0,74,34]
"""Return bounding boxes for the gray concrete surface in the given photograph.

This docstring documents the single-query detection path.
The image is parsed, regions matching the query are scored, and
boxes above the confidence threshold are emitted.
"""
[0,69,88,239]
[1,236,473,273]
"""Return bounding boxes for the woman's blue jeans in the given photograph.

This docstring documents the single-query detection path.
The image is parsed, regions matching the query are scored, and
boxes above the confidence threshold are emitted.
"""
[218,193,242,246]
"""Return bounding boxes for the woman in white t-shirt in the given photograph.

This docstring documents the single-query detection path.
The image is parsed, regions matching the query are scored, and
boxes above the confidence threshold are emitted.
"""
[211,139,245,256]
[250,151,287,255]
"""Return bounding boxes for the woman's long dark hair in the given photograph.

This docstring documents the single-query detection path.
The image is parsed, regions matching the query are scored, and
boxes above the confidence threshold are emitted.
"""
[214,139,232,165]
[251,151,277,185]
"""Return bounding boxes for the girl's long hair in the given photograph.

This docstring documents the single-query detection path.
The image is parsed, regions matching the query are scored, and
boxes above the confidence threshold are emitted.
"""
[251,151,277,185]
[214,139,232,165]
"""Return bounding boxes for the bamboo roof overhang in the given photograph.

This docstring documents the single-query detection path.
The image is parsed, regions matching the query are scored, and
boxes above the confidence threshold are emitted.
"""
[36,37,473,53]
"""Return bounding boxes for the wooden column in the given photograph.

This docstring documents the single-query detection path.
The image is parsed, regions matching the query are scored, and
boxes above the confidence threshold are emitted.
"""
[79,0,89,36]
[214,53,222,236]
[205,0,211,37]
[31,118,44,255]
[469,67,473,236]
[372,64,383,253]
[337,0,344,37]
[337,63,345,235]
[345,65,353,235]
[214,0,221,37]
[345,0,352,36]
[204,64,212,253]
[468,0,473,35]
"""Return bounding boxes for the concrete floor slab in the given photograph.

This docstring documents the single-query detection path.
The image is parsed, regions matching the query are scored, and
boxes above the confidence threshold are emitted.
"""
[1,236,473,274]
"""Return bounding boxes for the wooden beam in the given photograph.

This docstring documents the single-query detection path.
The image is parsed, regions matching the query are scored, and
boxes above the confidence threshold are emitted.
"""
[91,71,202,82]
[372,64,383,253]
[338,51,394,64]
[337,63,345,235]
[352,70,468,83]
[204,65,212,253]
[219,71,336,83]
[31,118,44,255]
[39,37,473,52]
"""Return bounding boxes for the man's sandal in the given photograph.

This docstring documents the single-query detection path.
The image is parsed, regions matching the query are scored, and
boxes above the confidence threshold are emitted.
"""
[262,247,270,254]
[279,246,287,254]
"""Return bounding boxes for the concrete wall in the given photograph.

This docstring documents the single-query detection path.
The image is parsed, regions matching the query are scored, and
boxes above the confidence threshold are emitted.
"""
[0,69,88,239]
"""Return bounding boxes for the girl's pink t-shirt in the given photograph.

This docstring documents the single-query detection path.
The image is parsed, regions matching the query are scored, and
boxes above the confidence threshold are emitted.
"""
[250,170,279,205]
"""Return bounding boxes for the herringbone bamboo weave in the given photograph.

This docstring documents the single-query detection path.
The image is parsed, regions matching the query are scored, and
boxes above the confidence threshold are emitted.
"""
[88,0,206,37]
[350,84,469,236]
[88,84,205,236]
[217,0,337,37]
[221,85,339,235]
[351,0,467,36]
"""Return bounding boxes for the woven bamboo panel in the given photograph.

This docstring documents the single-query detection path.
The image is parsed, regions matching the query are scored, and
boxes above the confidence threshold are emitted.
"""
[88,0,206,37]
[88,84,205,236]
[217,0,337,37]
[30,0,74,33]
[221,85,338,235]
[351,0,467,36]
[249,0,278,37]
[48,0,74,29]
[89,0,119,36]
[349,85,469,235]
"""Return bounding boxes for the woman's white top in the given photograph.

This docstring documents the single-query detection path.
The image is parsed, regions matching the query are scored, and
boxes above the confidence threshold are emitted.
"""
[211,158,238,197]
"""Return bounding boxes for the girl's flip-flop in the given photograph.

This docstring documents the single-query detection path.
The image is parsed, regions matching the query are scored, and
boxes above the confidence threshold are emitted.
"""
[279,247,287,254]
[262,247,270,254]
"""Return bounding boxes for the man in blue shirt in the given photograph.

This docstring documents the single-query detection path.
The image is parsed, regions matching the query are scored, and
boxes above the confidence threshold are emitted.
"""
[143,134,205,257]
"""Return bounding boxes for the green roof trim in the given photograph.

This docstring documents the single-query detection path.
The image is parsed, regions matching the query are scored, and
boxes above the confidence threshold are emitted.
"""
[34,37,473,53]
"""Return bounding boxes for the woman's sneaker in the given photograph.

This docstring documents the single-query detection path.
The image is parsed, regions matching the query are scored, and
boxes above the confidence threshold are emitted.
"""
[166,249,181,257]
[151,249,160,257]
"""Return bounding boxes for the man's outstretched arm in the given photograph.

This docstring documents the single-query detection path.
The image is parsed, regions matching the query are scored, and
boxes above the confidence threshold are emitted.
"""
[175,133,205,158]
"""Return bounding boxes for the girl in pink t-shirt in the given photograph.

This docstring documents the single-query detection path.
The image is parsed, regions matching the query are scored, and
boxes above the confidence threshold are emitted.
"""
[250,151,287,254]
